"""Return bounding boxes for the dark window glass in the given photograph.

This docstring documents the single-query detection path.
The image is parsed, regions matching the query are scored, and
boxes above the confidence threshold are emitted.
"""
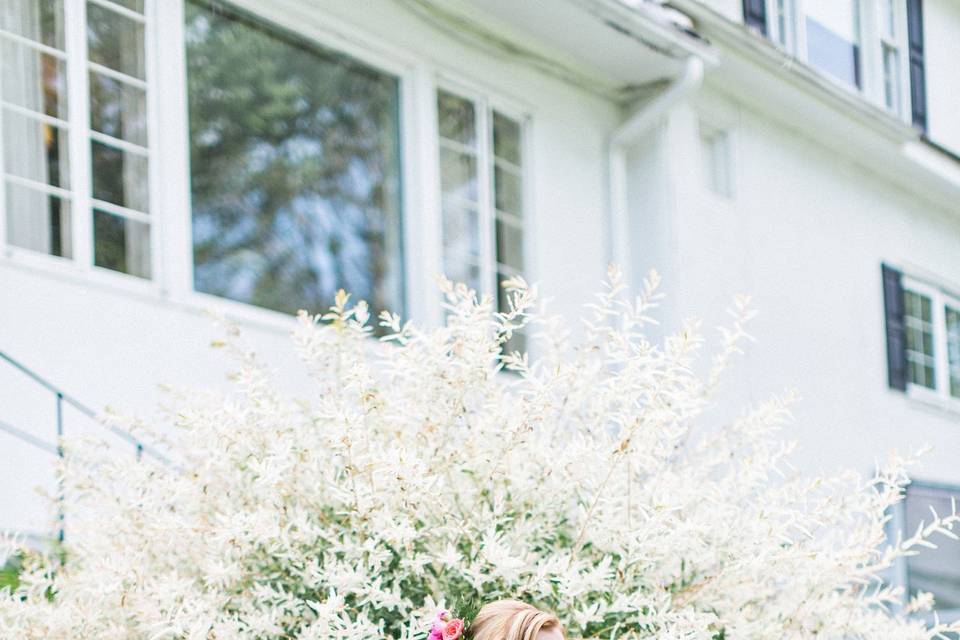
[93,209,150,278]
[86,1,145,80]
[185,1,403,318]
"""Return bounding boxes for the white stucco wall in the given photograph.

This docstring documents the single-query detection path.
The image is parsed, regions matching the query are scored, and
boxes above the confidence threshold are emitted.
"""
[624,81,960,484]
[0,0,618,535]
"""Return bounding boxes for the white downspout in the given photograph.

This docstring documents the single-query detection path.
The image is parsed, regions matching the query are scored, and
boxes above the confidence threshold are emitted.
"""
[609,56,704,273]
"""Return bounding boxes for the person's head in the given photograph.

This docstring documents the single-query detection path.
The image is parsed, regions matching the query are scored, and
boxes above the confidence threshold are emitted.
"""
[468,600,565,640]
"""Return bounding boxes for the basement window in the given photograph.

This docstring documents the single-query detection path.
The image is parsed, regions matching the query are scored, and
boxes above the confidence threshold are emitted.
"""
[889,482,960,619]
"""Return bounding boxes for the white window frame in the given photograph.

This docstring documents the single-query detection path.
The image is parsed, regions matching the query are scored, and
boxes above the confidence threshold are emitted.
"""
[0,0,163,295]
[764,0,912,121]
[902,276,960,413]
[434,74,533,324]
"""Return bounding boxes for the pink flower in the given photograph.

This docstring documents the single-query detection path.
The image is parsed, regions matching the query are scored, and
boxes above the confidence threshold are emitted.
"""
[442,618,464,640]
[429,610,449,640]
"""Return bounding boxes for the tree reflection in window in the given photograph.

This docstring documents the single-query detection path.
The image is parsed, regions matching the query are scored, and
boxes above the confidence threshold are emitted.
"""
[185,1,404,319]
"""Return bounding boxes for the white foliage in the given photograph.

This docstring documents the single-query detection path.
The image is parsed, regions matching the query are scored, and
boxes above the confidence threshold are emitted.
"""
[2,269,959,639]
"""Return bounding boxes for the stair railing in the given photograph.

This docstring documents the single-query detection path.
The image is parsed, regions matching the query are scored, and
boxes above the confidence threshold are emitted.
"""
[0,350,169,542]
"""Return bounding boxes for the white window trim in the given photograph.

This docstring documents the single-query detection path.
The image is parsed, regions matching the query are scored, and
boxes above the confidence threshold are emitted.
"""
[764,0,912,121]
[434,73,534,326]
[902,275,960,414]
[0,0,163,291]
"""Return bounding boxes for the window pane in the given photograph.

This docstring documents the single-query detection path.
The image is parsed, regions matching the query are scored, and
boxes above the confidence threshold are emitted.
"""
[804,3,861,87]
[0,38,68,120]
[93,209,150,277]
[496,218,523,272]
[87,2,145,80]
[440,147,478,205]
[880,0,896,39]
[904,484,960,610]
[0,0,65,50]
[882,44,901,113]
[89,71,147,145]
[2,108,69,189]
[442,204,479,261]
[497,271,527,355]
[443,253,480,294]
[492,111,521,165]
[91,140,149,212]
[437,90,476,147]
[4,180,71,258]
[775,0,789,46]
[186,1,404,317]
[494,164,522,215]
[904,290,936,390]
[947,306,960,399]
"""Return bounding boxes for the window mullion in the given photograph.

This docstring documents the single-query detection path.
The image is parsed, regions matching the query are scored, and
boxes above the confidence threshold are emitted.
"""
[477,101,496,302]
[66,0,93,270]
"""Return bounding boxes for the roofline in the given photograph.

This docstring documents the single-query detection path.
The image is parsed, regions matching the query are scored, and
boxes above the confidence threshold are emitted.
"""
[668,0,919,143]
[565,0,719,65]
[669,0,960,212]
[398,0,717,102]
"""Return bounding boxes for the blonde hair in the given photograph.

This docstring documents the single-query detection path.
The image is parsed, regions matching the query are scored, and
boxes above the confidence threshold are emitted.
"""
[468,600,564,640]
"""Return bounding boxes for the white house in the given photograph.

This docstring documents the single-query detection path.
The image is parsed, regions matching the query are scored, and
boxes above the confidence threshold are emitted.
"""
[1,0,959,614]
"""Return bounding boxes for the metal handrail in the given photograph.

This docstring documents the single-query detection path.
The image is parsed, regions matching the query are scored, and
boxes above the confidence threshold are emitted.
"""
[0,351,168,463]
[0,419,58,456]
[0,352,96,418]
[0,350,171,541]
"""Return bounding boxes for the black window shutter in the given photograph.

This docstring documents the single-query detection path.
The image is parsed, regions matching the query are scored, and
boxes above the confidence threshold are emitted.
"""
[882,263,908,391]
[906,0,927,132]
[743,0,767,36]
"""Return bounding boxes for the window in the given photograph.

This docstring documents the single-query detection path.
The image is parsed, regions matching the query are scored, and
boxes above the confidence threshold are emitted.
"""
[904,288,936,389]
[902,279,960,405]
[802,2,861,87]
[878,0,908,115]
[891,482,960,616]
[436,88,526,350]
[0,0,152,277]
[699,121,734,199]
[773,0,793,49]
[757,0,914,118]
[184,1,404,317]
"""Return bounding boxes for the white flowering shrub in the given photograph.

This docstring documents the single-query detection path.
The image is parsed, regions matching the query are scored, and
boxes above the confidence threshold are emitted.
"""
[2,270,959,639]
